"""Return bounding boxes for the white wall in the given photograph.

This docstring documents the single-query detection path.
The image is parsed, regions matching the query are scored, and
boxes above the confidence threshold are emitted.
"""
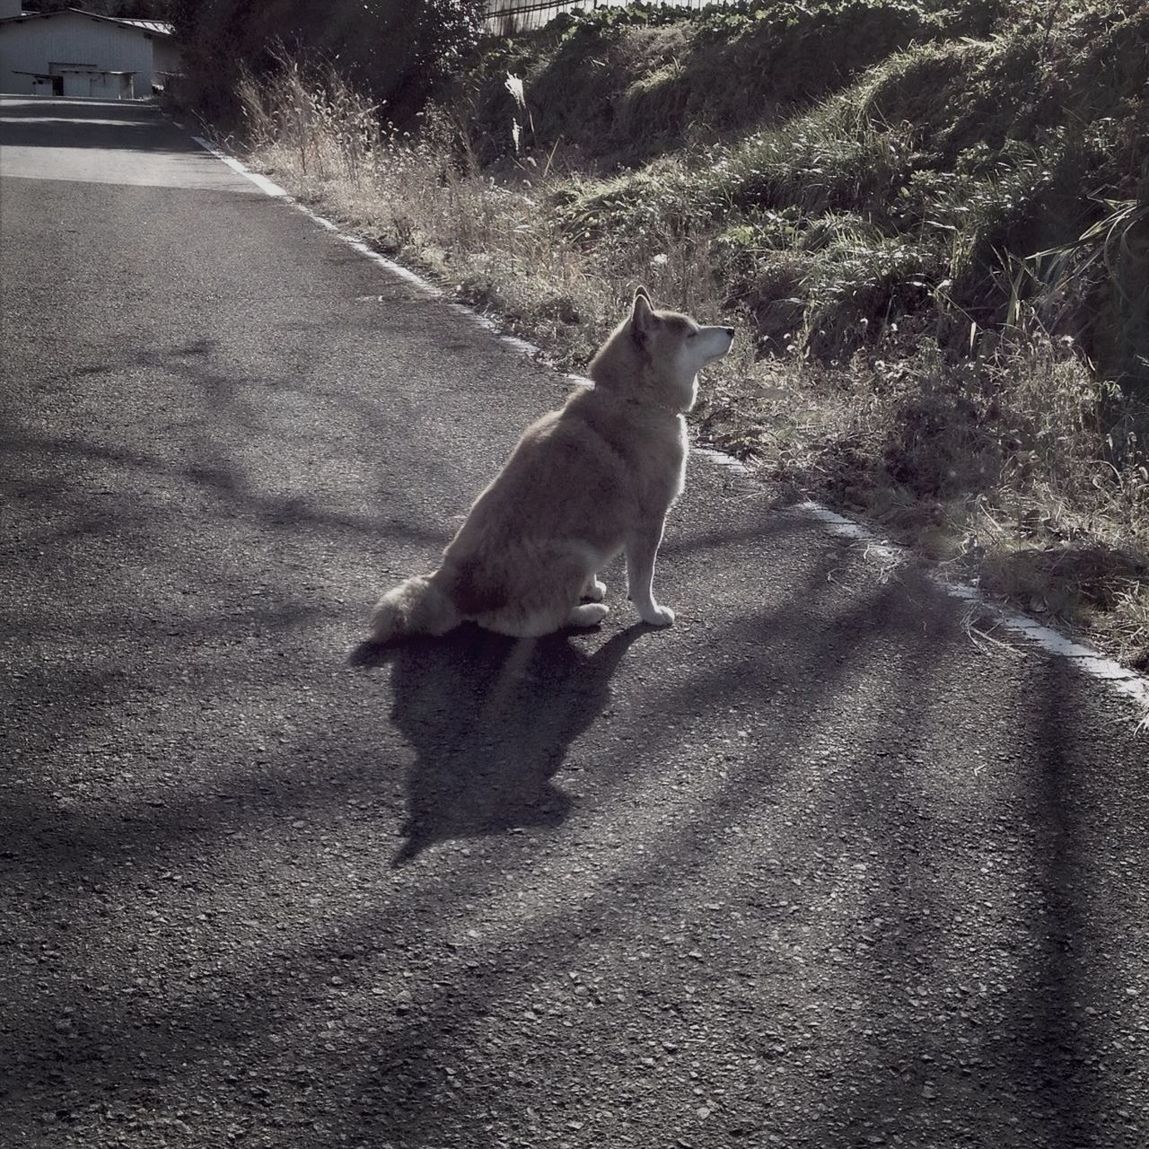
[0,11,165,95]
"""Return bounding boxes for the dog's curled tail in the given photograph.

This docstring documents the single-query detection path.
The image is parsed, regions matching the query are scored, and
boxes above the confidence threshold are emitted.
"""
[370,574,460,643]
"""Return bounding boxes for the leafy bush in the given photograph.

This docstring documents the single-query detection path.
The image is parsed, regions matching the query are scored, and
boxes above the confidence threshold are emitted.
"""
[173,0,485,126]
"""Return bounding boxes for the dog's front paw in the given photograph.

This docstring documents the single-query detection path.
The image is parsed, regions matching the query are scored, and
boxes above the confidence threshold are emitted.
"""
[639,604,675,627]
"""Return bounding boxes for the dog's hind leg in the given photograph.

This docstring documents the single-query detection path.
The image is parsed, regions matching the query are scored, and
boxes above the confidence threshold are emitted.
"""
[482,601,608,635]
[567,603,609,627]
[477,598,584,637]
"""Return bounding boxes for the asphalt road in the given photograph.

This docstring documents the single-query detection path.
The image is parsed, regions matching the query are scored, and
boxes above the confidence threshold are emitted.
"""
[2,97,1148,1149]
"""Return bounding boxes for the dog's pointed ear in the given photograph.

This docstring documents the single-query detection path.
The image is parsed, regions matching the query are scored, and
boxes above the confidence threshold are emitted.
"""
[630,289,655,345]
[634,284,653,304]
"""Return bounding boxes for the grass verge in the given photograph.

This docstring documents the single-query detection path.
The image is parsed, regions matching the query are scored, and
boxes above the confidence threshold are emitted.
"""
[189,1,1149,670]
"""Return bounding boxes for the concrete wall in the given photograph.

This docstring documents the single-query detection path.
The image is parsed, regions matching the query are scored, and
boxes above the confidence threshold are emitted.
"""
[0,11,167,95]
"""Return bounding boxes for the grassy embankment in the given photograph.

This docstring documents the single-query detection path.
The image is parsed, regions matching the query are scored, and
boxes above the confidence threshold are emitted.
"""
[203,0,1149,667]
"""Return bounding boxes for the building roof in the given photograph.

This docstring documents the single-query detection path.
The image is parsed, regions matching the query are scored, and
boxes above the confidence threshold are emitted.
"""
[0,8,173,36]
[108,17,171,35]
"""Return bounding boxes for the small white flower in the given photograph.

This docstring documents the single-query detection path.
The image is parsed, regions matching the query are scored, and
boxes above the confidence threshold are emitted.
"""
[651,253,668,267]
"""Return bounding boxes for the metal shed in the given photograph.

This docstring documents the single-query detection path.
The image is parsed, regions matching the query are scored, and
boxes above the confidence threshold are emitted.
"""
[0,5,179,98]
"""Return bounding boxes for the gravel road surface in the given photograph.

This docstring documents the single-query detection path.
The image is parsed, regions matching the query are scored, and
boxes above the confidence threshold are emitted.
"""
[2,97,1148,1149]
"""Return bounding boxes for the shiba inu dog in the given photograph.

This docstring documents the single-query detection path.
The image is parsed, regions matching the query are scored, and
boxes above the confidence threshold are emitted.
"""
[369,287,734,641]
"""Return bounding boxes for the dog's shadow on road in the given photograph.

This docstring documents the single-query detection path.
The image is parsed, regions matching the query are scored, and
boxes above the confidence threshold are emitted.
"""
[352,623,646,866]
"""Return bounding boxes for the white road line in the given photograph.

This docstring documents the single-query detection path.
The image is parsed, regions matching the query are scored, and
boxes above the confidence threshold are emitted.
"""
[186,133,1149,721]
[190,136,291,200]
[792,500,1149,711]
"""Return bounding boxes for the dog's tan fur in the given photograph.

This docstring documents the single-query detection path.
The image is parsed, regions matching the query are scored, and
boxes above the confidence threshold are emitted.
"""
[370,287,734,641]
